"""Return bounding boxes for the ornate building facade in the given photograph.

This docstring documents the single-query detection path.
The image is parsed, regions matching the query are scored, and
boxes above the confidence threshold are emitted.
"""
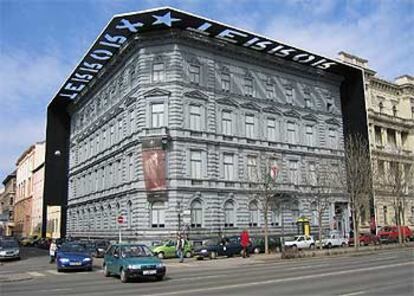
[0,171,16,236]
[339,52,414,229]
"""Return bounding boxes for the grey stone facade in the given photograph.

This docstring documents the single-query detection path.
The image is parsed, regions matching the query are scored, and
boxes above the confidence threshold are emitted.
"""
[66,31,349,242]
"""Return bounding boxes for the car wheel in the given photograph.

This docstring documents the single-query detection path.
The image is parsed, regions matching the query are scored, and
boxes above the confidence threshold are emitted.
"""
[57,268,63,273]
[156,275,164,281]
[157,252,165,259]
[360,241,365,246]
[292,245,297,251]
[185,251,192,258]
[120,269,128,283]
[254,247,260,254]
[209,251,217,259]
[327,243,332,249]
[310,244,315,250]
[103,264,111,277]
[341,243,346,248]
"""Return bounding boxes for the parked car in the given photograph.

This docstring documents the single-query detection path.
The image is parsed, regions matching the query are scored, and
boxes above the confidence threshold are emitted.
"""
[56,242,93,272]
[79,241,98,257]
[194,236,243,259]
[378,226,413,243]
[284,235,315,250]
[36,238,52,249]
[103,243,166,283]
[318,231,348,248]
[151,239,193,259]
[349,233,380,246]
[95,240,110,258]
[0,239,20,260]
[20,235,41,247]
[249,236,281,254]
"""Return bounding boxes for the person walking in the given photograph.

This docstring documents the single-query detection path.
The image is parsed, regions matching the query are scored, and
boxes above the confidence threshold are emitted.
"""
[240,229,250,258]
[176,233,185,263]
[49,239,57,263]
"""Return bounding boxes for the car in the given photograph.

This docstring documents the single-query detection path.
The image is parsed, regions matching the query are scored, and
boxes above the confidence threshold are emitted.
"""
[56,242,93,272]
[103,243,166,283]
[151,239,193,259]
[284,235,315,250]
[249,236,281,254]
[193,236,243,259]
[318,231,348,248]
[348,233,380,246]
[0,239,20,260]
[20,235,41,247]
[79,241,98,257]
[378,226,413,243]
[95,240,110,258]
[36,238,52,249]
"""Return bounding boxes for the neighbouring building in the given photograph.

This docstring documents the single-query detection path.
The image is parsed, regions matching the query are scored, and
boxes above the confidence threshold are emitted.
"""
[0,171,17,236]
[14,142,45,237]
[339,52,414,229]
[44,8,368,242]
[31,143,46,235]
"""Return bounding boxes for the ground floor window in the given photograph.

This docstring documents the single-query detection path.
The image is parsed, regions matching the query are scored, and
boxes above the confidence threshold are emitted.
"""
[151,201,165,228]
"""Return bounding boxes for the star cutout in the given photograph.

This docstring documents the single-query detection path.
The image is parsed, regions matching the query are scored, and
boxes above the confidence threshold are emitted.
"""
[152,12,181,27]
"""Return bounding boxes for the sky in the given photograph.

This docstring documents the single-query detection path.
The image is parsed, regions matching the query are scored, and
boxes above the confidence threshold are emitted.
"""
[0,0,413,182]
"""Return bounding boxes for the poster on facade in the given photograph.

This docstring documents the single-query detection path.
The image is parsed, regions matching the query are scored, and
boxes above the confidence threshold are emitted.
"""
[142,148,166,191]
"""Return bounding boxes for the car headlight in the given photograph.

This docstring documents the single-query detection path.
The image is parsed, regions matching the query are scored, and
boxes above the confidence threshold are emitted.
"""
[0,251,6,256]
[83,258,92,262]
[200,249,207,253]
[127,264,142,269]
[156,263,165,268]
[59,258,70,263]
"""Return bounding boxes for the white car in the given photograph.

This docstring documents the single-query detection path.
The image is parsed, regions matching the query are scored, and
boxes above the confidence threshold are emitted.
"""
[319,231,348,248]
[284,235,315,250]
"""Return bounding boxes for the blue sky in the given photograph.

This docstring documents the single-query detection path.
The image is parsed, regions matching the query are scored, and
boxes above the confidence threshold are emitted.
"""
[0,0,413,182]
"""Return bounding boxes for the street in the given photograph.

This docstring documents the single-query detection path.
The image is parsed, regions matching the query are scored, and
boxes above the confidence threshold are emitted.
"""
[1,247,413,296]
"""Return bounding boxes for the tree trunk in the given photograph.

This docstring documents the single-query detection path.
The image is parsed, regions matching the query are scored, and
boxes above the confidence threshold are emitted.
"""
[318,214,323,250]
[352,209,359,251]
[264,209,269,254]
[397,209,403,246]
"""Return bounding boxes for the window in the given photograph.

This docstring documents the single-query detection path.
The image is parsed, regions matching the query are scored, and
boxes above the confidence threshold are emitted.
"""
[387,129,396,148]
[224,200,235,227]
[189,105,201,130]
[401,132,408,149]
[311,202,318,225]
[153,62,164,82]
[108,164,113,187]
[245,115,255,138]
[266,83,274,99]
[151,103,164,128]
[287,122,297,144]
[223,153,234,181]
[117,119,123,142]
[289,160,299,184]
[328,129,337,149]
[379,102,384,113]
[305,125,314,146]
[190,150,202,179]
[249,201,259,227]
[221,72,230,92]
[129,110,135,134]
[309,162,316,185]
[191,199,202,228]
[285,86,294,104]
[95,134,100,153]
[392,105,398,117]
[267,118,277,141]
[411,106,414,119]
[101,167,105,190]
[189,64,200,84]
[102,129,107,150]
[375,126,382,146]
[127,201,132,228]
[292,208,299,223]
[247,156,257,181]
[244,77,253,96]
[127,154,134,182]
[271,206,280,226]
[110,124,115,146]
[222,110,233,135]
[377,160,385,175]
[304,90,312,108]
[151,202,165,228]
[383,206,388,225]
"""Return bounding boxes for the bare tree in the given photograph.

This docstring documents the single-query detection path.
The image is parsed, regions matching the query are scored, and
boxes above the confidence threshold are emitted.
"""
[304,160,345,249]
[376,160,413,245]
[344,134,372,250]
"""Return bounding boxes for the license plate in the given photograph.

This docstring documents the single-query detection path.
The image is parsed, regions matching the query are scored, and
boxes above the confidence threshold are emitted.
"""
[69,262,81,266]
[142,270,157,275]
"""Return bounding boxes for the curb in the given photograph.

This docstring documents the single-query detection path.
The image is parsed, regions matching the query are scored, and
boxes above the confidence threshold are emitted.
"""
[0,274,33,283]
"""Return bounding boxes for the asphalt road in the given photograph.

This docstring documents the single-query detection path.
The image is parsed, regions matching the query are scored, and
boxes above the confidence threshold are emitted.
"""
[1,247,413,296]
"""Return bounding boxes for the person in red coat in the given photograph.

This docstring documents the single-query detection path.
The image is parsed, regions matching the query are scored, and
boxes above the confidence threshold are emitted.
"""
[240,229,250,258]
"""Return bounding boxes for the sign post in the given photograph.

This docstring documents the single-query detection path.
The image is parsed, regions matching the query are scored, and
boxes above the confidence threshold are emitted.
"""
[117,215,124,243]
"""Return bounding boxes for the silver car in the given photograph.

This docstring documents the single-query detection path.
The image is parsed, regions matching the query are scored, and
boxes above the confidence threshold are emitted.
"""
[0,239,21,260]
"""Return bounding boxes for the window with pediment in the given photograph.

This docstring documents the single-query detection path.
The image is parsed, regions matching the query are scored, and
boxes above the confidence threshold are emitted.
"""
[153,57,165,82]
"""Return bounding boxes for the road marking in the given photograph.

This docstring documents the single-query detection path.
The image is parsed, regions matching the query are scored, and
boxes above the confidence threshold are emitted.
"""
[27,271,46,277]
[338,291,366,296]
[142,261,414,296]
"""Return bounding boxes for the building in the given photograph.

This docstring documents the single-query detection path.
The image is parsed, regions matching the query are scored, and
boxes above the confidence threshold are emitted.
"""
[31,143,46,235]
[44,8,368,242]
[14,142,45,237]
[338,52,414,229]
[0,172,16,236]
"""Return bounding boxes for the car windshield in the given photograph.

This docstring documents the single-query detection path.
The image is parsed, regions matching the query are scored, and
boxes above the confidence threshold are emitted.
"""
[121,245,153,258]
[0,240,18,248]
[60,243,87,253]
[204,239,218,246]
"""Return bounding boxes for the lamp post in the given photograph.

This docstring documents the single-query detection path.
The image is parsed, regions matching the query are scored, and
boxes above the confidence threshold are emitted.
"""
[176,201,182,233]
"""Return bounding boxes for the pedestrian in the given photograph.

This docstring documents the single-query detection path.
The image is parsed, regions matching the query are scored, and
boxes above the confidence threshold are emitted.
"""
[240,229,250,258]
[49,239,57,263]
[176,233,185,263]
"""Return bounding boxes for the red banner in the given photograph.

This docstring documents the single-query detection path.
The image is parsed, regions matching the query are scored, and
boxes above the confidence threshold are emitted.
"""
[142,149,166,191]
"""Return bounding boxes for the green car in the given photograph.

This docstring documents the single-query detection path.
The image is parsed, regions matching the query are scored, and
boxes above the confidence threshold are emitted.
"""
[103,243,166,283]
[151,240,193,259]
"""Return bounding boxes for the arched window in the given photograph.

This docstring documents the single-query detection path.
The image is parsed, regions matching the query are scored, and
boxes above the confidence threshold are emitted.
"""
[191,199,202,228]
[127,200,132,228]
[151,201,165,228]
[311,202,318,225]
[224,200,235,228]
[249,201,259,227]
